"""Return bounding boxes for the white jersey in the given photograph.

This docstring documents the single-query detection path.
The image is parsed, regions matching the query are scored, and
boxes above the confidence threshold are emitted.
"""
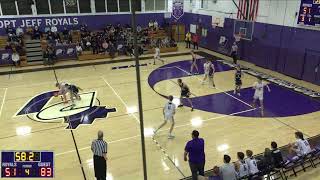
[58,82,69,94]
[154,48,160,58]
[295,139,312,156]
[238,160,249,178]
[253,82,266,98]
[232,44,238,52]
[204,62,214,75]
[245,158,259,175]
[163,102,176,120]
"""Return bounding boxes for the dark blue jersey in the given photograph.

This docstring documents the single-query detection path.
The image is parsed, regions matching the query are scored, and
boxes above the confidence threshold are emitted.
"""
[235,70,242,81]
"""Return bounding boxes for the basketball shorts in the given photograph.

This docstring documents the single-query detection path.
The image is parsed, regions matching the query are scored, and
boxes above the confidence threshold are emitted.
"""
[253,94,263,101]
[164,114,174,121]
[181,90,190,98]
[236,79,242,86]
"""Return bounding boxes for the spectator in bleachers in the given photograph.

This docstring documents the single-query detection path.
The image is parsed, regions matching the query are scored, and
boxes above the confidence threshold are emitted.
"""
[245,150,260,177]
[148,20,154,29]
[289,131,312,157]
[47,45,56,65]
[46,31,54,42]
[7,27,16,43]
[85,38,92,51]
[11,50,20,67]
[198,166,221,180]
[235,152,249,179]
[44,26,51,33]
[270,141,284,168]
[62,27,71,42]
[219,155,237,180]
[126,44,134,57]
[33,26,42,40]
[184,130,205,180]
[154,20,159,30]
[43,47,49,65]
[6,26,15,37]
[102,40,109,54]
[91,36,98,54]
[16,26,24,37]
[137,25,142,33]
[108,42,116,59]
[76,43,83,56]
[51,25,58,33]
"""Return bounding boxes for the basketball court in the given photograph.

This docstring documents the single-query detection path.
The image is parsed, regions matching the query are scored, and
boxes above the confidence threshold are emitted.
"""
[0,44,319,179]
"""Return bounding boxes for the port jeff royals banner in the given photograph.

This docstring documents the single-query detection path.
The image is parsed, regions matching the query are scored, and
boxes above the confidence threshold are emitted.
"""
[172,0,184,20]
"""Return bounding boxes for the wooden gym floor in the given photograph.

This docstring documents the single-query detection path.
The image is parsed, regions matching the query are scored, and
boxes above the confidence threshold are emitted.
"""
[0,45,319,180]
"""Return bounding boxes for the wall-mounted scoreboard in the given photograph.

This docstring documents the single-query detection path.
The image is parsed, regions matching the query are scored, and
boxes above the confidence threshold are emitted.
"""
[1,151,54,178]
[298,0,320,26]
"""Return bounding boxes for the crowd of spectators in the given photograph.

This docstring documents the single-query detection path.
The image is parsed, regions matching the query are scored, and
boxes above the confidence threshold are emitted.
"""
[3,20,176,66]
[185,131,314,180]
[4,26,26,66]
[75,22,176,58]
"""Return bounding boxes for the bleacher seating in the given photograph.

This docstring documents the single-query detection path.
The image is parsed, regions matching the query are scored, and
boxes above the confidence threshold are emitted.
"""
[0,36,7,49]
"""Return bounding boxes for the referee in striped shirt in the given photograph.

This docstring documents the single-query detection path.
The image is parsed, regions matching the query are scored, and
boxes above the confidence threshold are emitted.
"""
[91,130,108,180]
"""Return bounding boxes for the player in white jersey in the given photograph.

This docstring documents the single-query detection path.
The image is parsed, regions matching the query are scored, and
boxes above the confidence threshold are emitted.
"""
[154,95,176,139]
[56,82,82,106]
[201,59,215,87]
[289,132,312,157]
[56,82,69,103]
[153,46,164,65]
[252,77,271,116]
[235,152,249,179]
[190,50,199,75]
[245,150,259,176]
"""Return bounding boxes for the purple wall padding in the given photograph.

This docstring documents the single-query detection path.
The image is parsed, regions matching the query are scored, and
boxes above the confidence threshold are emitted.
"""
[182,13,320,85]
[1,12,319,85]
[303,50,320,85]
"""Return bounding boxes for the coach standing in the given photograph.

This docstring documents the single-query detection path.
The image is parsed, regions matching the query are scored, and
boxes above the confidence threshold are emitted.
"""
[184,130,205,180]
[91,130,108,180]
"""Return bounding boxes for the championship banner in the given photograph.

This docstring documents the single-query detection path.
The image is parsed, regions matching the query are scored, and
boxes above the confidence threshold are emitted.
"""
[172,0,184,20]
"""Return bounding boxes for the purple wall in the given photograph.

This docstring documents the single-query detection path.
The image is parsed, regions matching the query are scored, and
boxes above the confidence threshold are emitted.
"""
[182,12,320,85]
[0,13,168,35]
[1,12,319,85]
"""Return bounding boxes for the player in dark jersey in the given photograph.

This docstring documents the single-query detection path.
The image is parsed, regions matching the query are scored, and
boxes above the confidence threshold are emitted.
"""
[234,65,243,96]
[190,50,199,75]
[66,84,83,106]
[177,79,194,111]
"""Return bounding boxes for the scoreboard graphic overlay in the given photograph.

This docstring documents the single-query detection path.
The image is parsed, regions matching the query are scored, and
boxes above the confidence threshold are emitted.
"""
[1,151,54,178]
[298,0,320,26]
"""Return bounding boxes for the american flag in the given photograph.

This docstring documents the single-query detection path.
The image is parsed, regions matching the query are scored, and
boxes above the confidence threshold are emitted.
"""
[237,0,259,21]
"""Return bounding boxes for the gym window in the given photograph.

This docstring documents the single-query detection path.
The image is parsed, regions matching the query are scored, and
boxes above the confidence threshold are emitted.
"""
[0,0,17,15]
[35,0,50,14]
